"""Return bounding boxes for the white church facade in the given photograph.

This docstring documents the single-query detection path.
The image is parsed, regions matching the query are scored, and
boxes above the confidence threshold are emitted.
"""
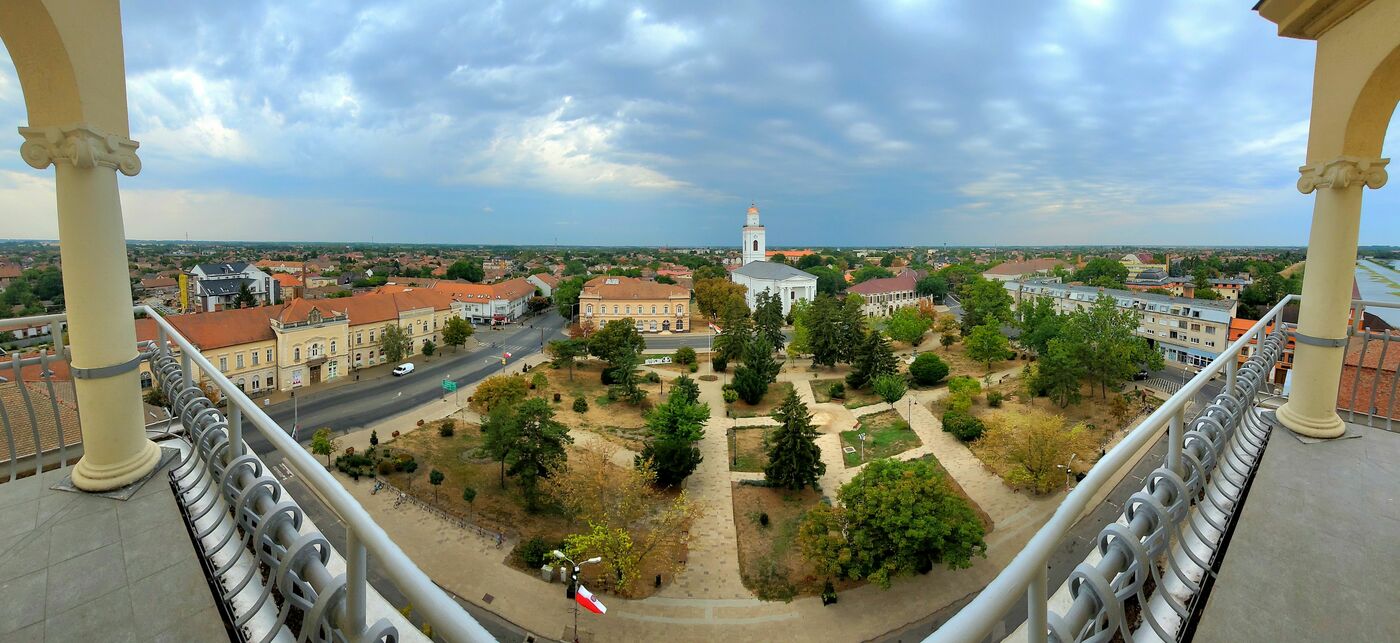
[730,204,817,316]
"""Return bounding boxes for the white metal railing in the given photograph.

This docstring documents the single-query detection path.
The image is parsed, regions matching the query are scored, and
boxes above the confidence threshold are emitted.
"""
[140,305,495,642]
[927,294,1298,642]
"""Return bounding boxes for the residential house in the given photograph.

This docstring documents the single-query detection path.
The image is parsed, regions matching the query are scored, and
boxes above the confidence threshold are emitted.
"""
[188,262,279,311]
[254,259,304,274]
[0,262,21,288]
[527,273,561,297]
[982,258,1070,282]
[579,276,691,333]
[272,273,304,300]
[847,269,929,316]
[381,277,536,324]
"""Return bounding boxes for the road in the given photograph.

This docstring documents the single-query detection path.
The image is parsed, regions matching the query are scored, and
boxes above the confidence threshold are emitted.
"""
[642,329,791,351]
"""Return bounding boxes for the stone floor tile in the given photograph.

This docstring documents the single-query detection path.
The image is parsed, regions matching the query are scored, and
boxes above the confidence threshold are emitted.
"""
[0,477,40,512]
[0,533,50,585]
[115,487,180,539]
[47,507,120,566]
[45,542,126,617]
[121,517,192,584]
[129,558,216,639]
[150,606,229,643]
[43,586,135,643]
[0,501,37,541]
[0,569,46,636]
[0,621,41,643]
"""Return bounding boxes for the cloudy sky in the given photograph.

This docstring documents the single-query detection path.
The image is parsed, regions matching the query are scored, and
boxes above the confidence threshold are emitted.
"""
[1,0,1396,246]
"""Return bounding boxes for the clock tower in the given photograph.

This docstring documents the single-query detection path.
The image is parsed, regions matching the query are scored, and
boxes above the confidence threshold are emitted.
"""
[741,203,766,265]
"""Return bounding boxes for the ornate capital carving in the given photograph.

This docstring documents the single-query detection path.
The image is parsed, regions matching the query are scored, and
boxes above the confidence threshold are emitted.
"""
[17,123,141,176]
[1297,156,1388,194]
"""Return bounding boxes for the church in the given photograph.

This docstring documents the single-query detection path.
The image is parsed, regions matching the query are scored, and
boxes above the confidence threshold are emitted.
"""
[730,204,818,316]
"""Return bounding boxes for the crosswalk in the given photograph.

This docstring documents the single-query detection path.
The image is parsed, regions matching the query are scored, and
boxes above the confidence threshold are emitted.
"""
[480,343,532,365]
[1143,377,1182,395]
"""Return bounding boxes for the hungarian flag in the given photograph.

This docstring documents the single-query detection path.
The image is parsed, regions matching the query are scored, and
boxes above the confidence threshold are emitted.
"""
[503,351,512,359]
[575,584,607,614]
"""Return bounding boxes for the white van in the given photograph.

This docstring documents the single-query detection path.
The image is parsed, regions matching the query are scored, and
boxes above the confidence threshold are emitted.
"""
[392,363,415,376]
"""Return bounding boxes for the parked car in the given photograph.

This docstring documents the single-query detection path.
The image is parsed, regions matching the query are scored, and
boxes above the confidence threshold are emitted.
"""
[1132,370,1151,381]
[393,363,415,376]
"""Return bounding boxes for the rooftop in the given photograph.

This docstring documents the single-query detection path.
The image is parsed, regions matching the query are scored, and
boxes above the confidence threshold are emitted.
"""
[730,260,816,281]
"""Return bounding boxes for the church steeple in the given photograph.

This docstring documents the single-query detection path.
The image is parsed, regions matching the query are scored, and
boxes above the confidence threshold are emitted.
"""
[742,203,766,265]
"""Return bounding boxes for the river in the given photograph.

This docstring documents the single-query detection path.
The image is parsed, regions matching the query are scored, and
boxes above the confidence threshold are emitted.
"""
[1354,258,1400,327]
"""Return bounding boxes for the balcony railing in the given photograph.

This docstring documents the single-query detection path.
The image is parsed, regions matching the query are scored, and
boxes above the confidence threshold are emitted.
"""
[1,306,496,642]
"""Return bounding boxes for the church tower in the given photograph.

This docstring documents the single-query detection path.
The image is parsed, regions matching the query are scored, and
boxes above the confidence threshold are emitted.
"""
[742,203,766,265]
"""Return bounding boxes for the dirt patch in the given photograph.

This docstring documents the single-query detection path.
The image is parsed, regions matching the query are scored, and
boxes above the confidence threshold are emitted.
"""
[728,381,795,418]
[536,360,651,451]
[810,378,882,407]
[731,427,773,472]
[928,342,1021,378]
[839,410,922,467]
[732,485,861,600]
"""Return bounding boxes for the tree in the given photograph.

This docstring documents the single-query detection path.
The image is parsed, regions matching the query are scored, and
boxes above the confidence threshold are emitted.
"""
[588,318,645,381]
[808,295,844,368]
[381,324,412,363]
[797,459,987,588]
[732,364,768,405]
[916,274,949,300]
[462,486,477,504]
[1061,295,1164,398]
[852,265,894,284]
[1016,296,1063,356]
[310,428,337,466]
[886,307,930,345]
[978,410,1095,494]
[965,324,1011,372]
[1192,269,1221,300]
[421,339,436,357]
[429,469,445,502]
[546,339,586,380]
[563,259,589,276]
[803,266,844,296]
[471,375,529,412]
[933,313,960,350]
[670,374,701,405]
[872,374,908,407]
[1073,258,1129,289]
[743,336,779,384]
[958,277,1013,335]
[1037,338,1085,407]
[712,307,753,364]
[235,282,257,308]
[796,254,825,269]
[553,277,586,319]
[839,294,867,362]
[445,259,485,282]
[442,317,473,351]
[673,346,697,365]
[846,330,898,390]
[909,352,950,386]
[645,386,710,444]
[611,351,648,405]
[694,278,748,320]
[484,398,571,508]
[369,430,379,448]
[770,253,788,264]
[753,290,786,350]
[764,388,825,491]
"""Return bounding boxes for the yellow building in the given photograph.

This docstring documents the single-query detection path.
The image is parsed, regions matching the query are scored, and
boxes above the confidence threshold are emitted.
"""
[579,276,691,333]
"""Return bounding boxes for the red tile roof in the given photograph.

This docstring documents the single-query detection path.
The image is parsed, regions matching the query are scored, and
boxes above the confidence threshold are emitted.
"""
[847,271,918,295]
[135,306,280,351]
[580,276,689,300]
[982,258,1068,276]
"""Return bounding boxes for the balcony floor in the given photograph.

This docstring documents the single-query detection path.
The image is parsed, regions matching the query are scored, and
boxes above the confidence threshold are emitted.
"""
[0,448,228,643]
[1195,420,1400,642]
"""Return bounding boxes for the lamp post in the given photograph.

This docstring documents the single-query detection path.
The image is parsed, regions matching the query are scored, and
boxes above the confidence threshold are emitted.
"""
[552,550,602,643]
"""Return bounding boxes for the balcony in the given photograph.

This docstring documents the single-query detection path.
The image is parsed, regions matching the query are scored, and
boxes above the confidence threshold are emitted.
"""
[924,295,1400,642]
[0,307,494,642]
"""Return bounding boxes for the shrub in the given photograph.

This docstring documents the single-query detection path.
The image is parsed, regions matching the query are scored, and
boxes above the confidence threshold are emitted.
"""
[517,536,556,568]
[712,355,729,372]
[417,419,425,427]
[573,396,589,412]
[439,422,455,437]
[941,410,985,442]
[462,486,477,504]
[722,388,739,404]
[759,512,770,527]
[734,367,767,404]
[675,346,697,365]
[646,371,662,383]
[377,460,394,476]
[391,430,400,439]
[987,391,1004,408]
[909,353,950,386]
[828,381,846,399]
[689,363,698,373]
[530,372,548,390]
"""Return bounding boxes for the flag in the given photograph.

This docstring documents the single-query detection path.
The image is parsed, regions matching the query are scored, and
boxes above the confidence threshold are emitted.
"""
[575,584,607,614]
[504,351,512,359]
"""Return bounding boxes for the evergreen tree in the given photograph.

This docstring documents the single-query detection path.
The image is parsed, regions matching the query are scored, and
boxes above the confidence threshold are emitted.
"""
[839,294,867,363]
[743,336,779,384]
[713,306,754,364]
[733,364,768,405]
[809,295,844,368]
[764,389,826,491]
[753,289,786,350]
[846,330,898,390]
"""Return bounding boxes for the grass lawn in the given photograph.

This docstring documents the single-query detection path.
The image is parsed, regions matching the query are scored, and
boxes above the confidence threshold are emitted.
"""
[731,484,861,601]
[810,378,882,407]
[728,381,795,418]
[730,427,773,472]
[534,360,652,451]
[380,419,679,598]
[839,410,922,467]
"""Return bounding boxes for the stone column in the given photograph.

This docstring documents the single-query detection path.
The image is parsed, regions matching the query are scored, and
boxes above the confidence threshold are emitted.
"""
[19,123,161,490]
[1275,156,1389,438]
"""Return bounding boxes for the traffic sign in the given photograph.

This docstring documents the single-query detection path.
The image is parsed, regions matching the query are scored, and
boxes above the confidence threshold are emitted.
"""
[442,380,457,392]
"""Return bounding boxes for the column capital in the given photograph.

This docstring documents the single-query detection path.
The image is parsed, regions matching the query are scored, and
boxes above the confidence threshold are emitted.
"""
[18,123,141,177]
[1297,156,1388,194]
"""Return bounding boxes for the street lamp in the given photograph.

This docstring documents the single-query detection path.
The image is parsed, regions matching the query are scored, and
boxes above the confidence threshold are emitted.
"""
[552,550,603,643]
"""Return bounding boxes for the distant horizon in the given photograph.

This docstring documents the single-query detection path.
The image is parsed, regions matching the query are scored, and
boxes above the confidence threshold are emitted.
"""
[0,238,1370,251]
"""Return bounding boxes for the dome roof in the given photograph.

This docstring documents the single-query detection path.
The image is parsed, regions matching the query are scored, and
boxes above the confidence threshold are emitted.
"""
[747,203,759,215]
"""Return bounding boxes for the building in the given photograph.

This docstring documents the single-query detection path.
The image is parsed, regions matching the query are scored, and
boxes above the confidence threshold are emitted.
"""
[137,276,179,296]
[1124,267,1180,294]
[578,275,690,333]
[1209,277,1252,300]
[188,261,280,311]
[1119,253,1167,280]
[1006,281,1237,369]
[0,262,20,288]
[382,277,536,324]
[847,268,928,316]
[729,204,818,316]
[272,272,304,300]
[254,259,304,274]
[527,272,560,297]
[981,258,1069,282]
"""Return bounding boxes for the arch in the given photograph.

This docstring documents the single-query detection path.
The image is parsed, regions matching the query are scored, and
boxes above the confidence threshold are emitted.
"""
[753,239,758,252]
[0,0,132,134]
[1344,43,1400,158]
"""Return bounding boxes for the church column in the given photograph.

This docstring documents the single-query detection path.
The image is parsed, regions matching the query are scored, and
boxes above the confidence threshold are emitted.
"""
[20,124,161,490]
[1275,156,1388,438]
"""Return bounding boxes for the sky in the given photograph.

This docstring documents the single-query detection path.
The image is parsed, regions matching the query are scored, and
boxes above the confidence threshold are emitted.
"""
[0,0,1397,247]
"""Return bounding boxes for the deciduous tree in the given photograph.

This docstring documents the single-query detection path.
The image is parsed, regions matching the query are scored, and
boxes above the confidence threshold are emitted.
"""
[965,324,1011,372]
[958,277,1013,335]
[380,323,412,363]
[546,339,586,380]
[885,307,930,345]
[442,317,473,351]
[694,278,748,320]
[909,352,950,386]
[872,374,908,407]
[471,375,529,412]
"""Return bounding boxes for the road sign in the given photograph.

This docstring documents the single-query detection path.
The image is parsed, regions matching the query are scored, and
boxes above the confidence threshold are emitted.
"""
[442,380,457,392]
[644,356,673,366]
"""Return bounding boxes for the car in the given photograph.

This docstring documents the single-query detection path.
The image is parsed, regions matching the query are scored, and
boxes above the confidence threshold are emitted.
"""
[1132,370,1151,381]
[392,363,415,376]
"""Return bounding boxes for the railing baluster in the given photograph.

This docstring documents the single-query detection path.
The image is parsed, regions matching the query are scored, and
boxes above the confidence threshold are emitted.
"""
[1,383,15,482]
[228,405,243,460]
[38,350,67,468]
[1368,331,1390,427]
[11,353,43,480]
[1349,324,1370,422]
[1168,406,1184,475]
[1027,565,1048,643]
[347,529,368,640]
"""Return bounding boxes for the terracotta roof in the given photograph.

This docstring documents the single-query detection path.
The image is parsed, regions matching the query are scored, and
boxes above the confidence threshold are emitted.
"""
[135,306,280,351]
[139,277,178,288]
[531,273,561,287]
[580,276,689,301]
[0,263,22,278]
[847,270,918,295]
[382,277,537,302]
[277,289,455,325]
[272,273,302,288]
[982,258,1068,276]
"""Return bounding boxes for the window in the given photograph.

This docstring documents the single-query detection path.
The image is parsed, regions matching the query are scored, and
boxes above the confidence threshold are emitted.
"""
[252,378,260,392]
[1206,340,1216,348]
[663,305,669,314]
[586,304,593,314]
[369,350,375,360]
[330,340,337,354]
[140,372,152,389]
[677,305,683,315]
[370,330,376,342]
[252,351,259,366]
[236,354,244,369]
[753,239,758,251]
[294,347,301,361]
[356,332,363,345]
[266,376,274,388]
[614,305,619,314]
[1206,326,1216,335]
[651,305,656,314]
[266,349,273,363]
[790,290,796,300]
[625,305,631,314]
[237,378,245,391]
[219,356,227,371]
[1191,324,1201,332]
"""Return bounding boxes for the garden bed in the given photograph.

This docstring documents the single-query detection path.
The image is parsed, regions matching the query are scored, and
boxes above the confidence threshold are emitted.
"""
[536,360,651,451]
[730,426,773,472]
[810,378,882,407]
[731,484,861,601]
[839,410,922,467]
[728,381,795,418]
